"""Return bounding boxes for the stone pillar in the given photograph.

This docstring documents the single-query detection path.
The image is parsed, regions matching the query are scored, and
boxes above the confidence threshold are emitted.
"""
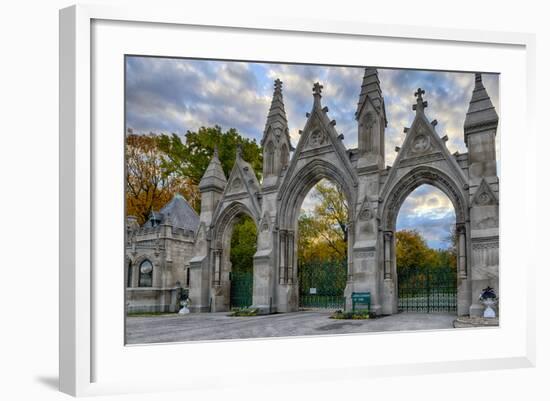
[212,249,222,286]
[189,224,212,313]
[456,223,471,316]
[457,224,467,278]
[131,262,139,288]
[286,231,294,284]
[381,231,397,314]
[279,230,287,284]
[383,231,392,279]
[346,222,354,281]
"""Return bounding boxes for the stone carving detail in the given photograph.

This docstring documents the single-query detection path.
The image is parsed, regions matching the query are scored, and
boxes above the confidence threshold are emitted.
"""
[231,177,242,190]
[260,214,270,232]
[399,152,444,168]
[474,216,498,229]
[308,130,326,147]
[411,132,431,154]
[473,179,498,206]
[359,204,373,220]
[355,250,376,258]
[472,240,499,250]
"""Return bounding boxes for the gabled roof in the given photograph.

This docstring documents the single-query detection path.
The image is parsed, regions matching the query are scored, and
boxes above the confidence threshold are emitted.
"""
[145,193,200,232]
[219,145,261,215]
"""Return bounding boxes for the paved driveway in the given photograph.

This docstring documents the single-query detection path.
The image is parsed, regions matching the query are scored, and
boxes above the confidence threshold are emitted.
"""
[126,311,457,344]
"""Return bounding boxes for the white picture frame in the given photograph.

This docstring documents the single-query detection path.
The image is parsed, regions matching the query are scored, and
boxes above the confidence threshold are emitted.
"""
[59,4,536,397]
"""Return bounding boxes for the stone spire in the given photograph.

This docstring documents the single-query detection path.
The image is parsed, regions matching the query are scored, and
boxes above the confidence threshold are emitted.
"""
[262,79,293,183]
[262,78,288,146]
[356,67,387,170]
[464,73,499,139]
[356,67,385,119]
[198,146,227,192]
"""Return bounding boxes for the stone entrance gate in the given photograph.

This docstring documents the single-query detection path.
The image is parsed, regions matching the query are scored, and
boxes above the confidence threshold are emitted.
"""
[189,70,499,317]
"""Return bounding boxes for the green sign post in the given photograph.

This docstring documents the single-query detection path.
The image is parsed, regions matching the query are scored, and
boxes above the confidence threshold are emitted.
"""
[351,292,371,312]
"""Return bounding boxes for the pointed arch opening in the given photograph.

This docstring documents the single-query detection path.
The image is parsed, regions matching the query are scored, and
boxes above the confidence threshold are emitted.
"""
[395,185,458,313]
[277,159,356,312]
[210,202,259,311]
[297,179,349,310]
[380,166,469,315]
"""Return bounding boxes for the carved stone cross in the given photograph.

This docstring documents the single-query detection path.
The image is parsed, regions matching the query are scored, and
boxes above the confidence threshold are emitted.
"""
[313,82,323,96]
[414,87,425,100]
[413,87,428,112]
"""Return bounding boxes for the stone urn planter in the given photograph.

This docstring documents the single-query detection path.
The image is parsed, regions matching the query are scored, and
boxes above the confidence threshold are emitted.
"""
[479,287,498,318]
[179,298,191,315]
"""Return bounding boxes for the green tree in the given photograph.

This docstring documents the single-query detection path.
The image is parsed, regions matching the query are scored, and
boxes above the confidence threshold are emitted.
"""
[396,229,457,274]
[298,180,349,263]
[158,126,263,187]
[229,215,258,274]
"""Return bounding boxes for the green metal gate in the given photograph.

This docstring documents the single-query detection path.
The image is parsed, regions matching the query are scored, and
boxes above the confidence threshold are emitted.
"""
[230,270,253,309]
[298,259,347,310]
[398,266,457,312]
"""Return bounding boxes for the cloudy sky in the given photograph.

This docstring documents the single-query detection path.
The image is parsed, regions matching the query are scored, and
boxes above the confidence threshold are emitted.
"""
[126,56,500,249]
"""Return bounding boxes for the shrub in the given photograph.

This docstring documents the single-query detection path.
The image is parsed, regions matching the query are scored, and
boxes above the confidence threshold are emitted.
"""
[229,307,259,317]
[330,309,371,320]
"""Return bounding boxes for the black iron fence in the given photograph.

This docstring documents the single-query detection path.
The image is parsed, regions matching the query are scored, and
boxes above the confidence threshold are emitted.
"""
[398,265,457,312]
[298,259,347,309]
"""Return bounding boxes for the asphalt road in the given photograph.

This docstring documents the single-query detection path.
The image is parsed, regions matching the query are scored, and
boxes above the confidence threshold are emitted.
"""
[126,311,457,345]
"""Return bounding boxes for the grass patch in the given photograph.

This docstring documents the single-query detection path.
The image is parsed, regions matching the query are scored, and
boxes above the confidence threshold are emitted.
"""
[228,307,259,317]
[330,309,373,320]
[127,312,176,317]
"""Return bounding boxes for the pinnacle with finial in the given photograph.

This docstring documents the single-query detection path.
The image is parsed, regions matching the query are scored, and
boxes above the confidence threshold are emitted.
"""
[313,82,323,97]
[413,87,428,113]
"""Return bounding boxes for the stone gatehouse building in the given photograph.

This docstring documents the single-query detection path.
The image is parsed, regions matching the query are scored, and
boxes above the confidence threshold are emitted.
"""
[128,68,499,317]
[125,194,199,313]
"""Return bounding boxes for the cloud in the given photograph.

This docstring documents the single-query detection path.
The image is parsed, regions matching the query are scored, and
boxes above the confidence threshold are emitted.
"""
[396,185,456,249]
[126,57,500,249]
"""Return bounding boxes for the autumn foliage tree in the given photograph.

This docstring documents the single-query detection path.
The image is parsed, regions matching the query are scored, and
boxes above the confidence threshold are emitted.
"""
[125,133,199,225]
[298,180,349,263]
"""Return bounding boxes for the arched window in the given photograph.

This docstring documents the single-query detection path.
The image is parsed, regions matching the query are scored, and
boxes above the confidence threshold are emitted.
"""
[281,143,289,168]
[139,260,153,287]
[265,141,275,175]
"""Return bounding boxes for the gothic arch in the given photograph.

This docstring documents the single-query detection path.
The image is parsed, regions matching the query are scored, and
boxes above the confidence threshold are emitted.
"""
[380,165,468,231]
[277,158,357,229]
[212,201,259,247]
